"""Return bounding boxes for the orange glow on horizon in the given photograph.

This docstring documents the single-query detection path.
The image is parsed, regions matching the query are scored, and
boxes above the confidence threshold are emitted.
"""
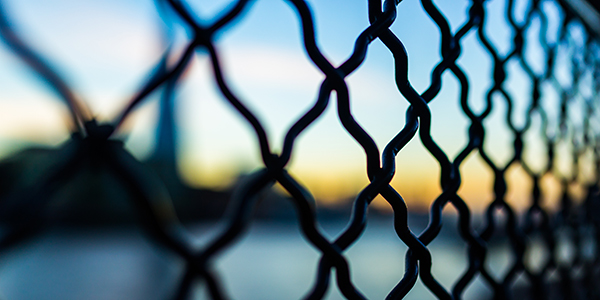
[175,148,553,215]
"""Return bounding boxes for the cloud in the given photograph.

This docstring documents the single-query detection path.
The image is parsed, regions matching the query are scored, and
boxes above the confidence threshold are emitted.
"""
[220,45,325,92]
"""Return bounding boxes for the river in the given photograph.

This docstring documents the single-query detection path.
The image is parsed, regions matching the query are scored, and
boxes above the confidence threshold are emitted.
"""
[0,217,527,300]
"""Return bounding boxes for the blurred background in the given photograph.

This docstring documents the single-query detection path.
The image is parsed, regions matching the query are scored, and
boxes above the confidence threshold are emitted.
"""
[0,0,595,299]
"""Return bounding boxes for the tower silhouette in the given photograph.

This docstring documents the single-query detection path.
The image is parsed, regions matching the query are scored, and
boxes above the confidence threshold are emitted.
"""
[148,55,182,195]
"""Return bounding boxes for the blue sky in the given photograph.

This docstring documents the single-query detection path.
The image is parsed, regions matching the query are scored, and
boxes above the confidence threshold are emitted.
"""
[0,0,575,212]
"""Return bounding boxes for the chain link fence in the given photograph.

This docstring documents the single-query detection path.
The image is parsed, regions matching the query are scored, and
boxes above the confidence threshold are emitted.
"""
[0,0,599,299]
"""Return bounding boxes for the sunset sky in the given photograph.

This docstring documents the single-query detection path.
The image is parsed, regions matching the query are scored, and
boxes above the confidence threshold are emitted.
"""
[0,0,576,213]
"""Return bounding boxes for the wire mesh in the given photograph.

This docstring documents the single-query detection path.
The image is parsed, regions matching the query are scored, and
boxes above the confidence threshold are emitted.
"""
[0,0,599,299]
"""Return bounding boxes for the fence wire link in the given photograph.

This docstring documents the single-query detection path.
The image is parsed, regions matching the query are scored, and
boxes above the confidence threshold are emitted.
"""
[0,0,599,299]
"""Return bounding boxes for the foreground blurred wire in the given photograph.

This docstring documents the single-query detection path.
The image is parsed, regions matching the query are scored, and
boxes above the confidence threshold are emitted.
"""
[0,0,598,299]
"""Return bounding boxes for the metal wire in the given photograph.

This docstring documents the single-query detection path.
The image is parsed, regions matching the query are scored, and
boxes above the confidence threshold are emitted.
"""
[0,0,599,299]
